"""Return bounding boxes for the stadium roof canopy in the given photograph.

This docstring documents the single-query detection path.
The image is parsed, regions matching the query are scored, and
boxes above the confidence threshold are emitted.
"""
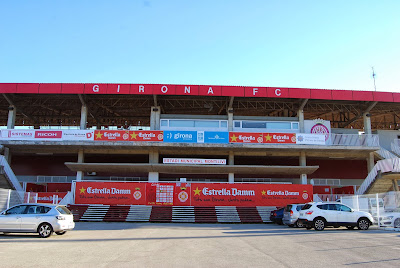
[1,83,400,130]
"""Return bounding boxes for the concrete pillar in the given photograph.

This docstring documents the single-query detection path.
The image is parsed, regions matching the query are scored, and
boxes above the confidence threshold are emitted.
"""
[149,150,159,182]
[76,149,84,181]
[4,107,14,164]
[150,106,161,130]
[7,105,16,129]
[80,104,88,130]
[367,152,375,173]
[227,109,234,131]
[392,179,399,192]
[298,109,305,133]
[363,112,372,135]
[299,151,307,184]
[228,151,234,183]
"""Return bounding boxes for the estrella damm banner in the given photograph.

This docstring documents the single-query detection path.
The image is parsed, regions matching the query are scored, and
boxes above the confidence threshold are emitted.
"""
[75,182,313,206]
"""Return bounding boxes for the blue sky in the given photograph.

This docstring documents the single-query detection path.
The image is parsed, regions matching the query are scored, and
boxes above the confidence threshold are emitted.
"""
[0,0,399,92]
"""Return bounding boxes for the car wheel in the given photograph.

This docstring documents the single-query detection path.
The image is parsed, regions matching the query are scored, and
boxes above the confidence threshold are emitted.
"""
[394,218,400,228]
[55,231,67,235]
[357,218,370,230]
[313,218,326,231]
[38,223,53,238]
[346,226,355,230]
[295,220,304,228]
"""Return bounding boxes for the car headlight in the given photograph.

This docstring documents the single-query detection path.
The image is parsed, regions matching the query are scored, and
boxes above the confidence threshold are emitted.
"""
[382,216,394,220]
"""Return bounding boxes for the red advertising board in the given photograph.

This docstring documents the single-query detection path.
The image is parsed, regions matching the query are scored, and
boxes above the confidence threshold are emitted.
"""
[94,130,130,141]
[263,133,296,144]
[129,131,164,142]
[34,130,62,139]
[74,182,312,206]
[229,132,264,143]
[75,182,146,205]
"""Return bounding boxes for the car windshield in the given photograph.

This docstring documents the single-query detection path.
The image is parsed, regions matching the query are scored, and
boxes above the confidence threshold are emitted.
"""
[56,206,72,215]
[284,205,292,212]
[301,204,313,210]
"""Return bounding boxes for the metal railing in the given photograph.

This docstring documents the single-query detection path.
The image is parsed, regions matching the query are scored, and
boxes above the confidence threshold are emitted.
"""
[329,133,379,147]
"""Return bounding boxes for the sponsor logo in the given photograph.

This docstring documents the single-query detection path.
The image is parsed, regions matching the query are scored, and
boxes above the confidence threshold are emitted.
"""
[178,191,188,202]
[86,187,131,195]
[35,131,62,139]
[7,131,34,138]
[202,187,255,196]
[266,190,300,196]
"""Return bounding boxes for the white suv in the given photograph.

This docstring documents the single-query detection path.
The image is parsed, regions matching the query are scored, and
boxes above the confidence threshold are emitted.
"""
[298,202,374,231]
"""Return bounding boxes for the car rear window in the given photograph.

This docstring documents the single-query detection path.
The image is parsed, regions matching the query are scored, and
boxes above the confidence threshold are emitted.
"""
[56,206,72,215]
[284,205,292,212]
[301,204,312,210]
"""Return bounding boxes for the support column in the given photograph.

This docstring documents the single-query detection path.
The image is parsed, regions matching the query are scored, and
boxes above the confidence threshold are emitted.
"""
[4,105,16,164]
[299,151,307,184]
[76,149,84,181]
[150,106,161,130]
[363,112,372,135]
[298,109,305,133]
[80,104,88,130]
[227,108,234,131]
[148,150,159,182]
[7,105,16,129]
[228,151,234,183]
[367,152,375,173]
[392,178,399,192]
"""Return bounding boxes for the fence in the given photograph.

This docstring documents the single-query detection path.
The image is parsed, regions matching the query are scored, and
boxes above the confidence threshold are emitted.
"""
[0,189,71,211]
[340,191,400,229]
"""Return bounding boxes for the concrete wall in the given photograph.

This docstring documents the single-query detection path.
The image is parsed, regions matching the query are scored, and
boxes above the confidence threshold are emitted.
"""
[375,130,400,151]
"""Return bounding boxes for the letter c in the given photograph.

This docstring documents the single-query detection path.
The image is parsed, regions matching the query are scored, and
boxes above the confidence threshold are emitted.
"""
[275,88,281,96]
[93,85,99,92]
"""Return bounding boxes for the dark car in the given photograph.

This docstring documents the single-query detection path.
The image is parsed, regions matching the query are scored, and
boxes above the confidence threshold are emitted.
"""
[270,207,284,225]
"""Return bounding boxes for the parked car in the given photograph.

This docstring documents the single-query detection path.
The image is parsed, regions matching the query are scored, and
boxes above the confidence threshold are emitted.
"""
[374,212,400,228]
[270,207,284,225]
[0,203,75,238]
[298,202,373,231]
[283,204,305,227]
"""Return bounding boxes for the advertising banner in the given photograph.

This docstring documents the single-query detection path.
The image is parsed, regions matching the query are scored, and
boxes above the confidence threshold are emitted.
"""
[204,131,229,144]
[24,192,67,203]
[94,130,130,141]
[75,181,146,205]
[129,131,164,142]
[229,132,264,143]
[296,133,326,145]
[74,182,312,207]
[163,158,227,165]
[62,130,94,141]
[163,131,198,143]
[191,183,312,207]
[34,130,63,139]
[263,133,296,144]
[1,130,35,140]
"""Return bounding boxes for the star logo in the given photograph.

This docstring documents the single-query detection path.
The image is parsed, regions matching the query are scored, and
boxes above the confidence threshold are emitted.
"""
[95,132,103,139]
[79,187,86,194]
[261,190,266,196]
[193,187,201,196]
[130,132,138,140]
[230,134,238,142]
[264,134,272,142]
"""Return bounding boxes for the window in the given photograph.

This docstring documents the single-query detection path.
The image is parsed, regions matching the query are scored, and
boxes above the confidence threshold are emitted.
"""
[242,121,266,129]
[296,205,304,211]
[194,120,219,128]
[317,204,329,210]
[302,204,313,210]
[160,120,168,127]
[339,205,352,212]
[169,120,195,127]
[56,206,72,215]
[266,122,291,129]
[234,121,241,127]
[220,121,228,128]
[6,205,28,214]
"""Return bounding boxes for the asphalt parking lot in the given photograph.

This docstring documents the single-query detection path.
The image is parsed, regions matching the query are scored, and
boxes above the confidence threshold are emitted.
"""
[0,222,399,268]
